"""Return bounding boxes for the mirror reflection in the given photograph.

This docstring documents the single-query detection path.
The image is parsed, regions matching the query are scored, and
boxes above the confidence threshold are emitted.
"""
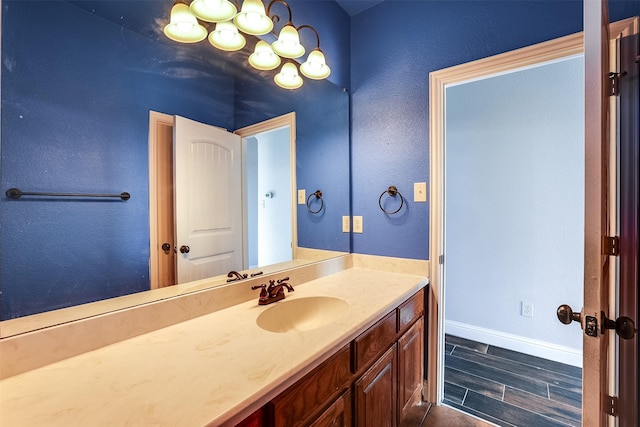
[0,0,350,326]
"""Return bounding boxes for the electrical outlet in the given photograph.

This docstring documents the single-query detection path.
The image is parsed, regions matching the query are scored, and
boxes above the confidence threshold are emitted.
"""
[353,216,363,233]
[297,189,306,204]
[521,302,534,318]
[342,216,350,233]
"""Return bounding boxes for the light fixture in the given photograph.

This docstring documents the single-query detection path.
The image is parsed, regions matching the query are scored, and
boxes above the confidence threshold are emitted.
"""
[249,41,281,70]
[297,25,330,80]
[164,3,207,43]
[272,24,305,58]
[274,62,303,89]
[208,21,246,51]
[190,0,237,22]
[163,0,331,88]
[300,49,330,80]
[233,0,273,35]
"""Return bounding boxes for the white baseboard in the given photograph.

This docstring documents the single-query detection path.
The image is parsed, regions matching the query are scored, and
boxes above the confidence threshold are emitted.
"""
[445,320,582,368]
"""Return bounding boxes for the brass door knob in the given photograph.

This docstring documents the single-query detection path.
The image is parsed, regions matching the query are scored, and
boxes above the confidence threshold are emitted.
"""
[603,313,637,340]
[179,245,190,254]
[557,304,581,325]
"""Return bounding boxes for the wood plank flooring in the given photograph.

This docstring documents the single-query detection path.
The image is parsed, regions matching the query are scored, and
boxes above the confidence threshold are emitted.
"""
[442,335,582,427]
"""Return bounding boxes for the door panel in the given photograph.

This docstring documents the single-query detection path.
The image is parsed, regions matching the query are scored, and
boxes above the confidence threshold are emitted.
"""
[174,116,242,284]
[616,29,639,427]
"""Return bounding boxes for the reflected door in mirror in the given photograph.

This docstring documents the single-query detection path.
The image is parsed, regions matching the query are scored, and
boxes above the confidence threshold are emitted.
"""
[174,116,242,284]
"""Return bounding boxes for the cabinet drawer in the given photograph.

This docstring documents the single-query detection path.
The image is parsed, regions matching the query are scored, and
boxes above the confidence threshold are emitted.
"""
[397,289,424,334]
[353,312,396,373]
[270,345,351,427]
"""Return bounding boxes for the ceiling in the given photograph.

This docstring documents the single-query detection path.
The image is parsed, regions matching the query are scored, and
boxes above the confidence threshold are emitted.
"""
[334,0,384,16]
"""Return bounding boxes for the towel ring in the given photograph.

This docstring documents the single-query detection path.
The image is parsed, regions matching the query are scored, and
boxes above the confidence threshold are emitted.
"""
[306,190,324,214]
[379,186,404,215]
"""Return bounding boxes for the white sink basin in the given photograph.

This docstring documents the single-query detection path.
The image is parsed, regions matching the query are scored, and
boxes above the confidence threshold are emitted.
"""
[256,296,350,333]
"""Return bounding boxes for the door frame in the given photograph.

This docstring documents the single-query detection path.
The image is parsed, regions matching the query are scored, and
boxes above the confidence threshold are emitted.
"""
[149,111,175,290]
[234,112,298,268]
[427,16,638,423]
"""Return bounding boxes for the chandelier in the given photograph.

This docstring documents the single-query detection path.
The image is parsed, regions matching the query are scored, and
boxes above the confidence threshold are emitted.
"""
[163,0,331,90]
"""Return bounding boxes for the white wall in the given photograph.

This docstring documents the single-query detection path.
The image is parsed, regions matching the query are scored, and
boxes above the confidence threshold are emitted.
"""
[256,127,292,266]
[444,56,585,365]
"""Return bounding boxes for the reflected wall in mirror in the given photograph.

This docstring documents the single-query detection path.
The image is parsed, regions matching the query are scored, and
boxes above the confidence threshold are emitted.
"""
[0,0,350,324]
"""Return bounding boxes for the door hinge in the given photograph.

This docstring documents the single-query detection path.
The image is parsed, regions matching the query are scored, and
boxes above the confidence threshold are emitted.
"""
[604,236,620,256]
[609,72,621,96]
[439,255,444,265]
[605,395,618,417]
[608,72,627,96]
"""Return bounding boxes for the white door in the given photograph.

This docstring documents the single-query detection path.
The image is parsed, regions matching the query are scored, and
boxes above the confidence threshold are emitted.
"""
[173,115,242,284]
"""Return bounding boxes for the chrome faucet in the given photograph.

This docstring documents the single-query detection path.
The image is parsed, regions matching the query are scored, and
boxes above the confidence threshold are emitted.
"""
[227,270,248,282]
[252,277,294,305]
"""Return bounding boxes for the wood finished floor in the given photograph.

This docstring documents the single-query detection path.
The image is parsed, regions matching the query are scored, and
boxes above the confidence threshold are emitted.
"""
[442,335,582,427]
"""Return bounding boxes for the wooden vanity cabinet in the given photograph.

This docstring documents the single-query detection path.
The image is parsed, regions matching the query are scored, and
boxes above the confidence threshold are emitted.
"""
[353,288,424,427]
[248,288,425,427]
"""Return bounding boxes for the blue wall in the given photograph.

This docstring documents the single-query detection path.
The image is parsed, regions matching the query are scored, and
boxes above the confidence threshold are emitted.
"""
[0,1,235,318]
[350,0,640,260]
[1,0,350,319]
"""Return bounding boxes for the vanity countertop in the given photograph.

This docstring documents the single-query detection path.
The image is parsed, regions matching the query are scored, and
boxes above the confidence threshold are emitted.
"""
[0,267,427,426]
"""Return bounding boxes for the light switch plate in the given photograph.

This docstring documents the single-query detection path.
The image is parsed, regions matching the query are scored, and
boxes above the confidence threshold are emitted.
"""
[342,216,350,233]
[297,189,306,204]
[414,182,427,202]
[353,216,363,233]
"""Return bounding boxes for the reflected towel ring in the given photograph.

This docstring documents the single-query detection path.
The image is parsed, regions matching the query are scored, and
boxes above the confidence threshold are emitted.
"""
[306,190,324,214]
[379,186,404,215]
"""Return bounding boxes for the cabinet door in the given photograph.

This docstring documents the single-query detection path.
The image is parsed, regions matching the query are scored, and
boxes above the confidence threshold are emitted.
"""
[235,408,264,427]
[309,390,352,427]
[398,318,424,422]
[355,345,397,427]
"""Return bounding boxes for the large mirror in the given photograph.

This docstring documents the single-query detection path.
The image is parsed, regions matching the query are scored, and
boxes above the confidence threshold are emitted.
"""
[0,0,350,332]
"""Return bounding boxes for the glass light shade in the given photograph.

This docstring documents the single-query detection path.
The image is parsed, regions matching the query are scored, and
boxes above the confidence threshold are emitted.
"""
[233,0,273,35]
[274,63,303,90]
[248,41,281,70]
[164,3,207,43]
[209,21,246,51]
[190,0,236,23]
[300,49,331,80]
[272,24,305,59]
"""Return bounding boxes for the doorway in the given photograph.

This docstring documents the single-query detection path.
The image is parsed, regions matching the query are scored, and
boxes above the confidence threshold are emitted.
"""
[148,112,297,289]
[442,53,584,426]
[243,127,293,268]
[428,16,639,427]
